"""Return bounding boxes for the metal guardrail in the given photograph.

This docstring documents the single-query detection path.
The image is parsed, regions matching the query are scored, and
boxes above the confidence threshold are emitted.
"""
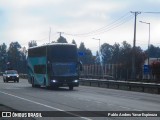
[19,74,160,94]
[19,74,28,79]
[79,78,160,94]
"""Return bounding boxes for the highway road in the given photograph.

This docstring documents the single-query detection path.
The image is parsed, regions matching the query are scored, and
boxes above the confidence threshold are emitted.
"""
[0,77,160,120]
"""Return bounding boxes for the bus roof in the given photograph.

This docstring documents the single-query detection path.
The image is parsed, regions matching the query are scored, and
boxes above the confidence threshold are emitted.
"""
[28,43,76,50]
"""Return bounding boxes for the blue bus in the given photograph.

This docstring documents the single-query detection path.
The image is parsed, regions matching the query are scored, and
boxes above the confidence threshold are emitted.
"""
[27,43,82,90]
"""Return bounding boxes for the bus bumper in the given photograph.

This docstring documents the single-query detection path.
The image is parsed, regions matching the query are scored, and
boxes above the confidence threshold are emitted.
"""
[50,79,79,87]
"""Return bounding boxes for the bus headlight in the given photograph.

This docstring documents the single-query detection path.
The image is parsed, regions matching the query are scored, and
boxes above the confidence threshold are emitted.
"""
[74,80,78,82]
[51,80,57,83]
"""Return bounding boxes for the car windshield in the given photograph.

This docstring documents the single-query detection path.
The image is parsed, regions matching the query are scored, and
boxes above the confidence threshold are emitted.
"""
[6,70,18,74]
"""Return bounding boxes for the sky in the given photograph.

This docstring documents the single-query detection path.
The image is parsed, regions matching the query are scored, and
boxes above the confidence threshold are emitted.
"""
[0,0,160,55]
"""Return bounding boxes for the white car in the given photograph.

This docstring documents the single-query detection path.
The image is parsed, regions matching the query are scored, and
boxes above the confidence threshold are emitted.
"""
[3,70,19,83]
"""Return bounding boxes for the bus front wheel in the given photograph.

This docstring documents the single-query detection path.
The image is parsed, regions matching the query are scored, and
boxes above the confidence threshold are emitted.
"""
[31,77,35,87]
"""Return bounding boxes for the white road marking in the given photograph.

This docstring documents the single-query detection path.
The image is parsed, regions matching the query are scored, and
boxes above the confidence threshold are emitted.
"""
[2,88,20,89]
[0,91,92,120]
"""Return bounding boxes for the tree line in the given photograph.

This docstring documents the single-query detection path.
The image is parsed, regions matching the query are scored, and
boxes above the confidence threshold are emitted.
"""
[0,36,160,80]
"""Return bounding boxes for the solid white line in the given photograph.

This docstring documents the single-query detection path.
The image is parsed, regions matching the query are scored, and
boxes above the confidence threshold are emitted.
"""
[0,91,92,120]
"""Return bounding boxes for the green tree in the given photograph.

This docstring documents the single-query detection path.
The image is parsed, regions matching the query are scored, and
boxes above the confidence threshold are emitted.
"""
[0,43,7,71]
[100,41,146,80]
[117,41,145,79]
[151,61,160,80]
[135,46,146,79]
[147,44,160,58]
[7,42,21,71]
[111,43,120,64]
[57,36,68,43]
[101,43,113,64]
[28,40,37,48]
[72,39,77,45]
[78,42,94,64]
[119,41,132,65]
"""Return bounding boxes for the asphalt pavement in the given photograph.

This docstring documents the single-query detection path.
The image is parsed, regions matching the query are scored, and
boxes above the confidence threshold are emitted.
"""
[0,77,160,120]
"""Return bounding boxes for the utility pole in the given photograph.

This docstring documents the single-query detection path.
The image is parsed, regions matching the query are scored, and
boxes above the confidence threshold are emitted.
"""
[139,21,150,66]
[57,32,64,37]
[131,11,141,80]
[92,38,104,79]
[49,27,51,43]
[92,38,100,55]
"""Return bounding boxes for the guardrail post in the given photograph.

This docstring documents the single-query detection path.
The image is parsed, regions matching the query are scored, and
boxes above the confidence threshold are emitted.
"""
[117,84,119,89]
[158,88,160,94]
[98,81,100,87]
[107,83,109,88]
[142,87,144,92]
[128,85,131,91]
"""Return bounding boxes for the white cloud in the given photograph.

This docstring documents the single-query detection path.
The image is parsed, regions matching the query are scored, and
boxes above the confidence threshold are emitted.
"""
[0,0,63,8]
[0,0,160,53]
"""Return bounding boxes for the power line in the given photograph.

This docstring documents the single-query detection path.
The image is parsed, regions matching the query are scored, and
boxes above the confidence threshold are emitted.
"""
[80,12,131,35]
[64,11,160,38]
[89,15,134,36]
[142,12,160,14]
[65,13,132,37]
[64,12,134,37]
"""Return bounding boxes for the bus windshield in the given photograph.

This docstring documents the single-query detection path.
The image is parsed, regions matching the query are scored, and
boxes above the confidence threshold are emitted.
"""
[48,45,77,62]
[52,62,78,76]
